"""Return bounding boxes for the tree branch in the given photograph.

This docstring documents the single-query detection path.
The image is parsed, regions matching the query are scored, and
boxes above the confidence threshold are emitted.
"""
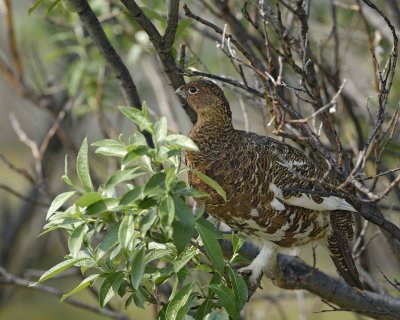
[67,0,153,146]
[120,0,197,124]
[0,266,129,320]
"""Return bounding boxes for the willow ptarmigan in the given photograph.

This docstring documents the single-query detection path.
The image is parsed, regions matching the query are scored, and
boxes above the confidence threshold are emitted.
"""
[176,79,363,290]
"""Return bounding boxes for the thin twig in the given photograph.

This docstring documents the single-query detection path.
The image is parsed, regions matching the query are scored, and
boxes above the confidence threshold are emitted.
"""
[0,267,129,320]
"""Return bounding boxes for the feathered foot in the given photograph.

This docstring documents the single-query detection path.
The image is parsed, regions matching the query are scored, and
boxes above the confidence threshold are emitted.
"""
[238,243,279,298]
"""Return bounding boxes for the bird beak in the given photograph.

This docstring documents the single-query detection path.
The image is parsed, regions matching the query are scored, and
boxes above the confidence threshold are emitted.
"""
[175,86,186,99]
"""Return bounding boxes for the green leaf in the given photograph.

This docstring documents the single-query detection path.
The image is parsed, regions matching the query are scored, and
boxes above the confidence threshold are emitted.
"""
[61,274,99,302]
[192,170,226,201]
[154,116,167,144]
[209,284,240,320]
[139,208,157,235]
[132,286,146,309]
[175,19,192,42]
[97,223,120,259]
[159,195,175,230]
[143,172,166,197]
[165,283,194,320]
[85,200,108,215]
[130,246,145,290]
[172,247,199,273]
[31,258,89,285]
[231,233,244,255]
[227,267,248,311]
[195,218,224,273]
[28,0,46,14]
[68,224,86,256]
[46,191,76,220]
[172,196,194,253]
[195,299,213,320]
[99,271,125,307]
[118,215,135,250]
[104,168,146,191]
[92,139,127,158]
[76,192,102,207]
[119,105,153,133]
[164,134,199,151]
[62,155,75,187]
[120,187,143,206]
[76,138,93,191]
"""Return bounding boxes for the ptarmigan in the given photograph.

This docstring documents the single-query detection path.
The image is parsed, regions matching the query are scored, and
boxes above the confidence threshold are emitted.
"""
[176,79,362,291]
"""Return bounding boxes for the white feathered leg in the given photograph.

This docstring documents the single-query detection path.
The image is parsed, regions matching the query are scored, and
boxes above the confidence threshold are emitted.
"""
[238,242,279,291]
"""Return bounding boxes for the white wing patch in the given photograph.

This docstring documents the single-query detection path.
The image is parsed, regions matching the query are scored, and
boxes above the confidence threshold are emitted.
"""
[269,182,356,212]
[270,197,286,211]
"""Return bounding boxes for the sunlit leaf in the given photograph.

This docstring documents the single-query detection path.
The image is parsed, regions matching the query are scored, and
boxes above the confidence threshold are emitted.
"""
[68,223,86,256]
[46,191,76,220]
[130,246,145,290]
[164,134,199,151]
[165,283,194,320]
[119,105,153,133]
[76,138,93,191]
[60,274,99,302]
[118,214,135,250]
[31,258,89,285]
[99,271,125,307]
[76,192,102,207]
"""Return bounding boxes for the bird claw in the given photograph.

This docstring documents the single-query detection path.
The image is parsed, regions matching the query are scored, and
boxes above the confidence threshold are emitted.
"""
[238,266,264,298]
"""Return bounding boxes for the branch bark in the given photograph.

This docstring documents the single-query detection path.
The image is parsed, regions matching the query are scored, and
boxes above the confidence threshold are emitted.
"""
[68,0,153,146]
[120,0,197,124]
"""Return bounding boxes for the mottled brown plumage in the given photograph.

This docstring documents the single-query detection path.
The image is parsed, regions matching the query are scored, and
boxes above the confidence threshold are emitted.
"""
[176,79,362,290]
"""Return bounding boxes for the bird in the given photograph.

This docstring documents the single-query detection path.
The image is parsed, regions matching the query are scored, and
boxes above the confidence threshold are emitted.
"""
[175,79,363,292]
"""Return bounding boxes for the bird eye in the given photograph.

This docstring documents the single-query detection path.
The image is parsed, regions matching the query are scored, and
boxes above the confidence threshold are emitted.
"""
[188,86,199,94]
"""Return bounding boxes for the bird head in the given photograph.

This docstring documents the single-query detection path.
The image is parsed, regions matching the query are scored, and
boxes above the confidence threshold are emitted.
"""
[176,79,232,122]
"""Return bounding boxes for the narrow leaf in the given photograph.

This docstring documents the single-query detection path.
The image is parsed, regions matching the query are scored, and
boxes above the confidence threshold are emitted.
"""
[195,299,213,320]
[172,196,194,253]
[130,246,146,290]
[119,106,153,132]
[76,192,102,207]
[120,187,143,206]
[192,170,226,201]
[209,284,240,320]
[164,134,199,151]
[76,138,93,191]
[165,283,194,320]
[99,271,125,307]
[118,214,135,250]
[104,168,146,191]
[227,267,248,310]
[61,274,99,302]
[195,218,224,273]
[46,191,76,220]
[68,224,86,256]
[31,258,88,285]
[154,116,167,143]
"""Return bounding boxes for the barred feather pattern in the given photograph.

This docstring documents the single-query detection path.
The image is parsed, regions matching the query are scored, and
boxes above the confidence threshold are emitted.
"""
[177,79,362,289]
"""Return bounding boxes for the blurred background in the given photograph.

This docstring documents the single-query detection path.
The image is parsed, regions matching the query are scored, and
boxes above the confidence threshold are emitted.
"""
[0,0,399,319]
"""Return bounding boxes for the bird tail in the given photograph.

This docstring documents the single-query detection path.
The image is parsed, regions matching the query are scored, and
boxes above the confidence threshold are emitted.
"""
[328,211,363,290]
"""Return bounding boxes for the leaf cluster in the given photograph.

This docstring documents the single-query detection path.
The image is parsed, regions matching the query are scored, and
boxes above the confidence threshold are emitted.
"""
[35,103,247,319]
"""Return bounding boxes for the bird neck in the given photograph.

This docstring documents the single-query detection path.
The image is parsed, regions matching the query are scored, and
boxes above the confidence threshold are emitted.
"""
[189,113,235,150]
